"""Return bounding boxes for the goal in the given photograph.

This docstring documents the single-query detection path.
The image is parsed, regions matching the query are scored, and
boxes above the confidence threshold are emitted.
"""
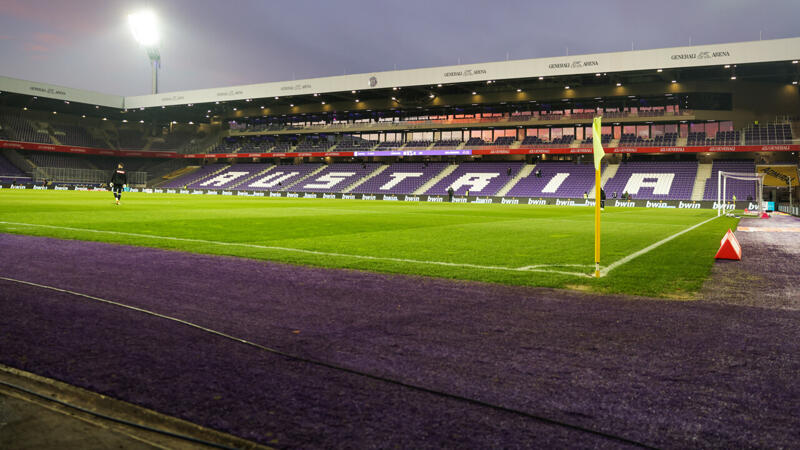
[717,171,765,216]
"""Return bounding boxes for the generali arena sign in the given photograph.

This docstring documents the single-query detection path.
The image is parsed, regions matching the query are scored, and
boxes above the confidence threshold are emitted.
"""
[469,144,800,156]
[0,140,178,158]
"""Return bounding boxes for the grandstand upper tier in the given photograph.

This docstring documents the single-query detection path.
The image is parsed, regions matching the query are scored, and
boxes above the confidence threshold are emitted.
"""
[0,38,798,176]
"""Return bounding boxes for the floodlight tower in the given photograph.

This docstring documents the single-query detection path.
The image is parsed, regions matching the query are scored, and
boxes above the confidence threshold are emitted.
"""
[128,11,160,94]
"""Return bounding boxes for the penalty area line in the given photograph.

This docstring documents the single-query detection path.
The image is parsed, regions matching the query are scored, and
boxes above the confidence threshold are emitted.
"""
[599,215,720,277]
[0,221,592,278]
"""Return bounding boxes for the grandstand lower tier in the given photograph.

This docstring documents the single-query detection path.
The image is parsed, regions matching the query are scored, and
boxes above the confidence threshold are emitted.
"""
[3,153,797,204]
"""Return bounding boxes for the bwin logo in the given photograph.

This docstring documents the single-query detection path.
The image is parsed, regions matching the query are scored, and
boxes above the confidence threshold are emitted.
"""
[678,201,700,209]
[712,202,735,210]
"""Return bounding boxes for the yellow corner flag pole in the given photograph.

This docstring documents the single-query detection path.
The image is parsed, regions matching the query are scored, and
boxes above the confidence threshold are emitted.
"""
[592,117,605,278]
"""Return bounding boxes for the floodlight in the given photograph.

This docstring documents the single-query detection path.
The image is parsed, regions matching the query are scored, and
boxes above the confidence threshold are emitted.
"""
[128,10,161,94]
[128,11,159,46]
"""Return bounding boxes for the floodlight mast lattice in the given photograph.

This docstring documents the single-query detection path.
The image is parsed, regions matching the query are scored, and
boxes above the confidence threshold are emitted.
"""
[128,11,161,94]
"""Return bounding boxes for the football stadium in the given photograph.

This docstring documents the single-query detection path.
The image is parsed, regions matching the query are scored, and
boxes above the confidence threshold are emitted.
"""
[1,4,800,448]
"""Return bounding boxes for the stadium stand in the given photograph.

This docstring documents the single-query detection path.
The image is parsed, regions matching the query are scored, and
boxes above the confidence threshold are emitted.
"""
[465,137,486,146]
[238,164,323,191]
[149,130,196,151]
[295,138,333,151]
[351,162,449,195]
[294,163,381,193]
[744,123,793,144]
[506,162,598,198]
[24,151,96,170]
[161,163,229,188]
[579,134,613,146]
[376,141,404,149]
[706,131,740,145]
[603,161,698,200]
[549,135,576,147]
[335,137,376,151]
[403,140,432,149]
[272,141,295,152]
[520,136,546,146]
[191,163,274,189]
[432,139,462,148]
[493,136,516,146]
[0,114,52,144]
[117,129,148,150]
[686,132,707,146]
[703,159,757,201]
[0,152,32,184]
[209,138,242,153]
[50,124,107,147]
[424,162,525,196]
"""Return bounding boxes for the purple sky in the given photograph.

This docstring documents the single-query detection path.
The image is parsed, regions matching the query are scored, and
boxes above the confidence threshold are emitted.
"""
[1,0,799,96]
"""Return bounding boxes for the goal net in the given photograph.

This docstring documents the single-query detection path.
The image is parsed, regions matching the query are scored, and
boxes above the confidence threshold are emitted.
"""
[717,171,765,216]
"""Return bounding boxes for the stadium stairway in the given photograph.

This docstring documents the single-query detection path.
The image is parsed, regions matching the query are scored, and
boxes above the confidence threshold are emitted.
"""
[414,164,458,195]
[496,164,535,196]
[153,166,200,187]
[344,165,388,193]
[284,165,327,190]
[229,165,276,189]
[589,163,618,196]
[2,149,35,174]
[692,163,712,201]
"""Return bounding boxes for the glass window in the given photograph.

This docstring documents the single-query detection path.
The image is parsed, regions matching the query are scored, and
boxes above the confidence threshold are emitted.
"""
[538,128,550,140]
[705,122,719,138]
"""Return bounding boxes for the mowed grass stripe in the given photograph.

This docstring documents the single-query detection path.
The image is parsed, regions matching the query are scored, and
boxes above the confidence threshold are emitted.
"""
[0,190,738,297]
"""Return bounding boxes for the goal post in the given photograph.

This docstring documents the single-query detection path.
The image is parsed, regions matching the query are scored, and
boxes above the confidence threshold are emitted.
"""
[717,171,765,216]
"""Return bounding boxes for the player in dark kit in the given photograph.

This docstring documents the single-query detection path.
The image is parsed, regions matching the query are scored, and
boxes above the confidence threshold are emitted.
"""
[110,163,127,205]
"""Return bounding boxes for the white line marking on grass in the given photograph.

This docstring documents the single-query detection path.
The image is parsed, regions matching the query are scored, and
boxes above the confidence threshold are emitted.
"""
[0,221,593,278]
[599,215,720,277]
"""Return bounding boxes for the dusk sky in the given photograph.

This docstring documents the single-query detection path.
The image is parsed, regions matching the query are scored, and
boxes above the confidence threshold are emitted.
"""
[1,0,799,96]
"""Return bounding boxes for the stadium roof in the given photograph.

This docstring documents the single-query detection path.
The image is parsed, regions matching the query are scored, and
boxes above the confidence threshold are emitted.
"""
[1,37,799,111]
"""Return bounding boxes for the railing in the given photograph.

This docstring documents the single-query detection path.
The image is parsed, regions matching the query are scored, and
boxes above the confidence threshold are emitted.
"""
[231,110,694,134]
[778,203,799,216]
[33,167,147,185]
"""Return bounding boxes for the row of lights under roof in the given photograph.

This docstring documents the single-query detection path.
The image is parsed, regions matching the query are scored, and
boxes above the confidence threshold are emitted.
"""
[25,61,800,115]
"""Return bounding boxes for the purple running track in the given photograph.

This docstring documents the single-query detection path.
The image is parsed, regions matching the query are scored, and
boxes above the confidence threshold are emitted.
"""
[1,233,800,448]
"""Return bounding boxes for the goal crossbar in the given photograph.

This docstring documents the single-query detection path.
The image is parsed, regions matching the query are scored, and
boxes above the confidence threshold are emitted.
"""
[717,171,765,216]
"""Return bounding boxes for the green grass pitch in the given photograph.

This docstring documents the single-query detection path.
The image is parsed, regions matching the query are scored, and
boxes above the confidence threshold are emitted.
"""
[0,190,739,298]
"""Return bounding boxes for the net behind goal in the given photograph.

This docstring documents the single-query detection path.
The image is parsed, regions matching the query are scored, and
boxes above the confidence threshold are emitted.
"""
[717,171,765,216]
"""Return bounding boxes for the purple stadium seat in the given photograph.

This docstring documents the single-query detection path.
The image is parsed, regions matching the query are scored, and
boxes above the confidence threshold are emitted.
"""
[351,163,449,195]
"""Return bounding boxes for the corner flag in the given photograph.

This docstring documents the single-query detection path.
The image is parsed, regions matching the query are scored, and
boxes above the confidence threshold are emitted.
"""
[592,117,605,171]
[592,117,604,278]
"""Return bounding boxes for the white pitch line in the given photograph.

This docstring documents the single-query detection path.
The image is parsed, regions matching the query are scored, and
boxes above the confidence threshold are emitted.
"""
[599,215,720,277]
[0,221,592,278]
